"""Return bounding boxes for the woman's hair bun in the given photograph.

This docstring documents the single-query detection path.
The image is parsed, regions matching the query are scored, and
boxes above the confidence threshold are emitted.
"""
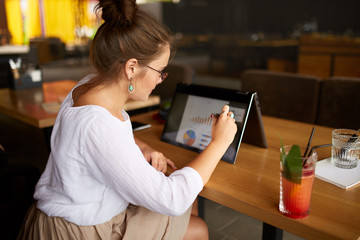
[96,0,138,28]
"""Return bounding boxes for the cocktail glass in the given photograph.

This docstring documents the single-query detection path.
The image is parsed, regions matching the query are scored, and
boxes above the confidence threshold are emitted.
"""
[279,146,317,219]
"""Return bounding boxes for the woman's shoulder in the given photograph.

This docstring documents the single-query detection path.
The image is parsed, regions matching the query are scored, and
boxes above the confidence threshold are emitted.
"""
[61,105,131,135]
[62,104,116,125]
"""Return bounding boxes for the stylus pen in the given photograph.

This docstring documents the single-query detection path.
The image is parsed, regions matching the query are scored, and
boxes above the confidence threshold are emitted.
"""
[210,113,221,118]
[210,112,235,118]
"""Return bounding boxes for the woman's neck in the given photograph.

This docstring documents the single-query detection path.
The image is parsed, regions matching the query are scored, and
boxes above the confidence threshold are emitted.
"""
[73,82,129,121]
[99,84,128,120]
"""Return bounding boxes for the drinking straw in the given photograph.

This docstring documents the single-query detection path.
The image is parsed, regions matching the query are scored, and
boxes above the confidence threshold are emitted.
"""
[339,128,359,157]
[303,126,315,157]
[347,128,360,144]
[306,143,332,157]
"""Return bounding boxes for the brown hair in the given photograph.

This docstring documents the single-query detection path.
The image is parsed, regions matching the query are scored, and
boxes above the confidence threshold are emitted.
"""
[91,0,174,81]
[73,0,174,101]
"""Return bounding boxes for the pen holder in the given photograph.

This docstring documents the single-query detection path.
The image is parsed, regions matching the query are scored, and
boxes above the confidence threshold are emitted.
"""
[9,69,43,90]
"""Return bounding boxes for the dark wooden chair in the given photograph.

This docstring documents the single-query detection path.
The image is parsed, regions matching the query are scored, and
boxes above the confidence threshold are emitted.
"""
[316,76,360,129]
[240,69,321,124]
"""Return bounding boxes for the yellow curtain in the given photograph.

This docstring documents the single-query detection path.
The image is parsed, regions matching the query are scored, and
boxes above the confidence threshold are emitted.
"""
[43,0,74,43]
[6,0,41,44]
[43,0,90,44]
[5,0,91,45]
[5,0,22,44]
[26,0,41,42]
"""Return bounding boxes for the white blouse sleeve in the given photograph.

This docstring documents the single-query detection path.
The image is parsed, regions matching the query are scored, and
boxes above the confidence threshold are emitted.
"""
[81,114,203,216]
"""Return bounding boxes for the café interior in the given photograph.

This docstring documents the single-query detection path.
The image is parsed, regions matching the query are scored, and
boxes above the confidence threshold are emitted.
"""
[0,0,359,239]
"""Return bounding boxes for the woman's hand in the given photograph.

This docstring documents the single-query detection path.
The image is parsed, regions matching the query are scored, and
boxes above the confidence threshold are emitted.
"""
[211,105,237,148]
[135,137,176,174]
[142,147,177,174]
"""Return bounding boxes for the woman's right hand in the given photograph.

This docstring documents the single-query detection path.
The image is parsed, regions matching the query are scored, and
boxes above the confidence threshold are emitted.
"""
[211,105,237,148]
[186,105,237,185]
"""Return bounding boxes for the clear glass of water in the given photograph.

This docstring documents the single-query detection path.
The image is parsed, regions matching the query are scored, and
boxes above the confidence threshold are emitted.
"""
[331,129,360,169]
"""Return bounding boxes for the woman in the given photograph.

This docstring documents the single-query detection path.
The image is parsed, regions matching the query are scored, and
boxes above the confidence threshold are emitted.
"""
[18,0,237,239]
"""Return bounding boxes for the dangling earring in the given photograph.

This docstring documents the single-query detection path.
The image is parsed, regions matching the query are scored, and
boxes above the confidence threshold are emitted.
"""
[128,78,135,93]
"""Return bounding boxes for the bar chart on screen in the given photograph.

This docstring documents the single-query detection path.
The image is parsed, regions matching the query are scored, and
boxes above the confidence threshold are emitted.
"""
[175,95,227,150]
[189,116,213,126]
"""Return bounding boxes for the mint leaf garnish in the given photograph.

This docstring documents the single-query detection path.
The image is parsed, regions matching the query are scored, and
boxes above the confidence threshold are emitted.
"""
[280,142,303,184]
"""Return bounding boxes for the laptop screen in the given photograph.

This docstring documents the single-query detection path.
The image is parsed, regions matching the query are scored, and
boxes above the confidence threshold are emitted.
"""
[161,83,267,164]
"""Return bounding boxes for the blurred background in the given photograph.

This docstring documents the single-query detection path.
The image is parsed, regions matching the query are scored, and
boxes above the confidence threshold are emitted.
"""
[1,0,360,79]
[1,1,359,239]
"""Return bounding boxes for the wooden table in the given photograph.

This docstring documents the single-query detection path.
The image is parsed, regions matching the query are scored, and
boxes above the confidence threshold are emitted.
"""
[0,80,160,151]
[0,80,160,128]
[131,111,360,240]
[237,39,299,48]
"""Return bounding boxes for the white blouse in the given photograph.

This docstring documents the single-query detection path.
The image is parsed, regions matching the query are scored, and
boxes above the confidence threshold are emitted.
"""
[34,76,203,226]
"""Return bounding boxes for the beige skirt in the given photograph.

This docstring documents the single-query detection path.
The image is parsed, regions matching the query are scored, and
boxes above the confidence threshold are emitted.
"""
[17,203,191,240]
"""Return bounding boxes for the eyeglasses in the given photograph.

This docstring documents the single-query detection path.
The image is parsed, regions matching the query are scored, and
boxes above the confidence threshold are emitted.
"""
[145,65,168,82]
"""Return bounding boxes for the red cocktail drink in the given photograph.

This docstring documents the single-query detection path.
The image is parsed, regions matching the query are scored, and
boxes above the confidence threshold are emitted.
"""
[279,146,317,219]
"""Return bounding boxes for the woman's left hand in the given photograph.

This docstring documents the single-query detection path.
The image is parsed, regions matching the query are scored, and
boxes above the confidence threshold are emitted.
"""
[142,148,177,174]
[135,137,176,174]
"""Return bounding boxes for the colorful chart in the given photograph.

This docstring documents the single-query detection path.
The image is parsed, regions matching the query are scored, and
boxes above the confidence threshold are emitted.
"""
[183,130,196,146]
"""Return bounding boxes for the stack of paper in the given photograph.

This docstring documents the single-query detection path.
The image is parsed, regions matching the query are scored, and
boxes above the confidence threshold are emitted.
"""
[315,158,360,189]
[42,102,62,114]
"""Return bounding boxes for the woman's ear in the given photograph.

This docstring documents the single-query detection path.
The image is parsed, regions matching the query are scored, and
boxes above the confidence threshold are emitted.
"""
[124,58,138,79]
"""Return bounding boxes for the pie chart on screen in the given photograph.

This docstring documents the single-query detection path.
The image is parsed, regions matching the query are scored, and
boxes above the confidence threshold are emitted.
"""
[183,129,196,146]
